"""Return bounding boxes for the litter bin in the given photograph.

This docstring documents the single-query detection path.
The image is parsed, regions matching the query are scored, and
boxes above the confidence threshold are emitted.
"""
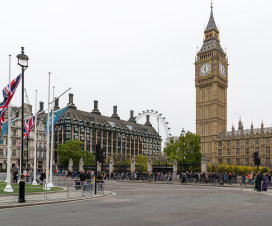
[75,180,81,190]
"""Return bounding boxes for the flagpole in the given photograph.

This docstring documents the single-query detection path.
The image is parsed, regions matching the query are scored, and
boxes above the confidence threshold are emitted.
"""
[45,72,51,190]
[4,54,13,192]
[32,90,38,185]
[48,86,55,188]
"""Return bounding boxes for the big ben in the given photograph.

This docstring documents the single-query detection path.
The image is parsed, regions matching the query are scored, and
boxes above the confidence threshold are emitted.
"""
[195,4,228,163]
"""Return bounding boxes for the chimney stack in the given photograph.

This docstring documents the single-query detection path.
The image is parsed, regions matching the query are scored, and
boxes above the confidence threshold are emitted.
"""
[111,105,120,120]
[38,101,44,112]
[128,110,136,123]
[54,97,60,110]
[91,100,101,115]
[144,115,152,127]
[68,93,73,105]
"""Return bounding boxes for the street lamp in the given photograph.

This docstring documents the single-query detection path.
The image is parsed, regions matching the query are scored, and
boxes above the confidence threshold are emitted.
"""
[181,128,185,172]
[17,47,29,203]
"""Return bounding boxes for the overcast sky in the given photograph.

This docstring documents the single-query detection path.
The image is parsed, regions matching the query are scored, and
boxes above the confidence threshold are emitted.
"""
[0,0,272,142]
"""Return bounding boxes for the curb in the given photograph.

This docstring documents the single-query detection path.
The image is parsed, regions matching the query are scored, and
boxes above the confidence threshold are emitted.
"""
[0,191,115,209]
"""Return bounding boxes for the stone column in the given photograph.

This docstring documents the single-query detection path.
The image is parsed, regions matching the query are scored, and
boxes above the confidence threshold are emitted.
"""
[68,158,73,171]
[201,154,207,173]
[109,157,114,174]
[131,156,135,173]
[79,158,84,171]
[147,157,153,174]
[173,159,177,181]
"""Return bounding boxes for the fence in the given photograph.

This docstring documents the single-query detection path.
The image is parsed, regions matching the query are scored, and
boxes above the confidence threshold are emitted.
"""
[0,179,105,206]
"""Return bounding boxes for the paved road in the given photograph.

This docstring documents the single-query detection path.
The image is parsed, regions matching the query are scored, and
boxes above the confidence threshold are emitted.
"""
[0,181,271,226]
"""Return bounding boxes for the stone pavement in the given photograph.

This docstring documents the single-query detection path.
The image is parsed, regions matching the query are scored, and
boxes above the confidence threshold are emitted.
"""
[0,188,113,209]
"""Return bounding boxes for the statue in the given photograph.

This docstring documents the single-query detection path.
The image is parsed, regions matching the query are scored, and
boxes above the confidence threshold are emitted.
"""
[131,156,135,173]
[68,158,73,171]
[109,157,114,174]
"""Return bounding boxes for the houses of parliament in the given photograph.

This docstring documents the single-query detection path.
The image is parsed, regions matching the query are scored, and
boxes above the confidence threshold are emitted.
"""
[195,5,271,167]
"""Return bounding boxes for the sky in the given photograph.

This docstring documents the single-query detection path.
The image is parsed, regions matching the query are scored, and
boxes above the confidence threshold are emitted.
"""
[0,0,272,143]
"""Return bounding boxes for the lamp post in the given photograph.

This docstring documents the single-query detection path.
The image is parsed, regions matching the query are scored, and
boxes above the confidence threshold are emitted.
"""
[17,47,29,203]
[181,128,185,173]
[26,135,29,172]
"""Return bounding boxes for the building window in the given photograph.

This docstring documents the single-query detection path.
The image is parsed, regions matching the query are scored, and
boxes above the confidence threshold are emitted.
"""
[0,149,3,156]
[218,149,222,156]
[266,147,270,154]
[227,141,231,147]
[218,141,222,147]
[236,140,240,146]
[227,149,231,156]
[266,157,270,166]
[227,158,231,165]
[245,158,249,166]
[12,150,16,157]
[245,139,249,145]
[12,139,16,146]
[266,138,270,144]
[255,139,259,145]
[12,130,16,135]
[255,147,259,152]
[236,148,240,156]
[236,158,240,165]
[245,148,250,155]
[218,159,222,164]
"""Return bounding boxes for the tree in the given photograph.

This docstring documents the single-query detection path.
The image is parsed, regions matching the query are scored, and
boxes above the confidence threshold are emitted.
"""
[56,139,93,167]
[135,155,148,173]
[164,131,201,171]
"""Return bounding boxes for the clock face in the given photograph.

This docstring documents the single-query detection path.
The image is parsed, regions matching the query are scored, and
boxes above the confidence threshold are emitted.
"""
[199,63,211,77]
[219,63,226,76]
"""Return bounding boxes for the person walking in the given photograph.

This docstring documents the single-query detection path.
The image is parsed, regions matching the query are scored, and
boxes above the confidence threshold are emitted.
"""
[255,171,262,192]
[262,173,268,191]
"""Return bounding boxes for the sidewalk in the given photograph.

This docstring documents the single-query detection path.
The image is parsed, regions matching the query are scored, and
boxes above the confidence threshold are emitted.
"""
[0,189,113,209]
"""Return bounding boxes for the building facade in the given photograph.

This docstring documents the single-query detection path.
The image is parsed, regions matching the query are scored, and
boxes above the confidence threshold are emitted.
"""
[51,94,162,168]
[195,5,272,167]
[0,104,47,170]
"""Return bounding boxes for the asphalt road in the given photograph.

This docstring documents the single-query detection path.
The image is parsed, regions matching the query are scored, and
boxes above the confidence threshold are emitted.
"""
[0,181,271,226]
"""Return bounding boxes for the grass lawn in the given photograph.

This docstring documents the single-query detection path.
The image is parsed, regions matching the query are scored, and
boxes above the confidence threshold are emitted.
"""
[0,182,63,194]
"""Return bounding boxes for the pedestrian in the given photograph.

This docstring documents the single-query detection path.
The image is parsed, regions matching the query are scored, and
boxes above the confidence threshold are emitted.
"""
[267,173,271,187]
[255,171,262,192]
[262,173,268,191]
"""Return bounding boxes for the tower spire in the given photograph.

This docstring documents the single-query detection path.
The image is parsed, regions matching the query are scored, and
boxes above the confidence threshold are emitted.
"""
[205,1,218,33]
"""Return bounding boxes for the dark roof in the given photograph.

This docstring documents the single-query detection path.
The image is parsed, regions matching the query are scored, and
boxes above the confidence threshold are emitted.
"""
[205,6,219,33]
[52,106,161,138]
[198,38,224,54]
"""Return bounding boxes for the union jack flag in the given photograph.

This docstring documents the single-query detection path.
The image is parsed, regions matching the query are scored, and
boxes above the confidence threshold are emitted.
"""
[18,116,35,146]
[0,74,22,130]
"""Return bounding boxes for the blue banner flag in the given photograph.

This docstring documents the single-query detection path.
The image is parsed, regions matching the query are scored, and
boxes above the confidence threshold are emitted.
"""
[0,121,8,144]
[46,106,68,134]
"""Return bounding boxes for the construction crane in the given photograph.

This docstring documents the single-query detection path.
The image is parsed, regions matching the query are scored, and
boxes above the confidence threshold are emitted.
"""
[24,88,30,105]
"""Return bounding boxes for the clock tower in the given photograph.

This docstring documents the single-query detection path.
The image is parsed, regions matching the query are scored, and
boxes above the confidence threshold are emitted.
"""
[195,4,228,163]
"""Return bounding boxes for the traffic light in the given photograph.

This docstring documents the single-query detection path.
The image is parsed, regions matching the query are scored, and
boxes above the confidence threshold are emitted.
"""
[96,143,101,162]
[252,151,260,165]
[100,148,106,164]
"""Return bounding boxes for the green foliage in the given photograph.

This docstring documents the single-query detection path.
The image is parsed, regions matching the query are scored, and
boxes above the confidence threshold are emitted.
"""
[207,163,271,175]
[56,139,91,167]
[163,131,201,171]
[135,155,148,173]
[109,154,130,172]
[152,155,172,166]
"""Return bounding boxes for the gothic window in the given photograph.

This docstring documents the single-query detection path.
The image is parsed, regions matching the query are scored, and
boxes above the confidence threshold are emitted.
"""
[266,147,270,154]
[236,140,240,146]
[227,158,231,165]
[245,158,249,166]
[266,158,270,166]
[218,141,222,147]
[236,148,240,156]
[227,141,231,147]
[255,139,259,145]
[218,159,222,164]
[218,149,222,156]
[245,148,250,155]
[255,147,259,152]
[266,138,270,144]
[245,139,249,145]
[236,158,240,165]
[227,149,231,156]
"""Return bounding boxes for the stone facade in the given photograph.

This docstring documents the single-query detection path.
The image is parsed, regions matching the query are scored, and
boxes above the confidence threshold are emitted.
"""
[195,5,271,167]
[0,104,47,170]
